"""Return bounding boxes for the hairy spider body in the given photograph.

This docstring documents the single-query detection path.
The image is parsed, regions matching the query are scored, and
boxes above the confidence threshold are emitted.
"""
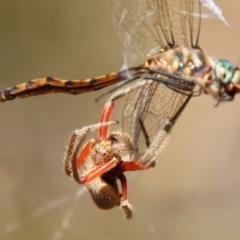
[63,101,156,219]
[84,137,126,210]
[88,137,121,166]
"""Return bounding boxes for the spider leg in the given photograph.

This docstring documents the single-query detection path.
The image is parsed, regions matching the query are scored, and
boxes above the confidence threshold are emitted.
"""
[72,140,96,183]
[141,94,192,167]
[80,156,120,184]
[116,157,156,220]
[64,132,79,177]
[99,100,115,139]
[115,95,191,173]
[120,159,156,171]
[64,125,97,177]
[117,172,132,219]
[63,121,118,183]
[98,81,149,140]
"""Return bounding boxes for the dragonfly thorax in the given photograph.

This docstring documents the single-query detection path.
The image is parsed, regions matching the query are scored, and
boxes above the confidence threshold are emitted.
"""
[144,45,240,103]
[155,46,213,78]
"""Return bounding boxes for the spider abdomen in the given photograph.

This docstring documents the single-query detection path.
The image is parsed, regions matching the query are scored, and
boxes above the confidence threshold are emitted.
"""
[86,176,120,209]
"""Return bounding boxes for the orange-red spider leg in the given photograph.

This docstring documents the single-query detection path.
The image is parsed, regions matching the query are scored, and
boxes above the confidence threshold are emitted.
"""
[70,140,96,184]
[99,100,114,139]
[76,139,96,169]
[68,121,119,184]
[98,82,144,139]
[98,80,147,139]
[80,157,118,184]
[117,172,128,201]
[120,159,156,172]
[117,172,132,219]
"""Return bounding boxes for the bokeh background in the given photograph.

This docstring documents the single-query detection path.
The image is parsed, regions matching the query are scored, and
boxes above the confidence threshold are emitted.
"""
[1,1,240,240]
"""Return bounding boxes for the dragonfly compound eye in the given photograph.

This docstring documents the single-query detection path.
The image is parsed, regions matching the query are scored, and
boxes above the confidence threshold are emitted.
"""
[214,60,234,84]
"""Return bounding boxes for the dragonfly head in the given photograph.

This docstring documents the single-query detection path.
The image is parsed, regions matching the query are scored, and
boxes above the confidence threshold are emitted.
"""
[213,59,240,102]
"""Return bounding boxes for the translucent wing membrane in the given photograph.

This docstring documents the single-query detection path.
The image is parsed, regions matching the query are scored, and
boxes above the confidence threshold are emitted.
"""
[122,79,190,158]
[111,0,226,68]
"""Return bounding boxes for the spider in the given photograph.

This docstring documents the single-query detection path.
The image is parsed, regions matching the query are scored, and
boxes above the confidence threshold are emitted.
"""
[63,100,156,219]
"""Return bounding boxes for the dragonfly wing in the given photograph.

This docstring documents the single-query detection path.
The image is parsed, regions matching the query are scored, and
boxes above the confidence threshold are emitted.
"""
[111,0,227,68]
[122,78,190,159]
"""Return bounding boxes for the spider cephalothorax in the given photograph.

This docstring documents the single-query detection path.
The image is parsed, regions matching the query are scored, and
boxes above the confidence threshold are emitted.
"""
[89,136,126,166]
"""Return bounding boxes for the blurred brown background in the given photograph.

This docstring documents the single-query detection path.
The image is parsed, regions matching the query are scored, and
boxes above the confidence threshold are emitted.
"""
[1,1,240,240]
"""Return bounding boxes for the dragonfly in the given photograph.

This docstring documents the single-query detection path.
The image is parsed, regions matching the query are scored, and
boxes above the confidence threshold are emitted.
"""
[0,1,239,105]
